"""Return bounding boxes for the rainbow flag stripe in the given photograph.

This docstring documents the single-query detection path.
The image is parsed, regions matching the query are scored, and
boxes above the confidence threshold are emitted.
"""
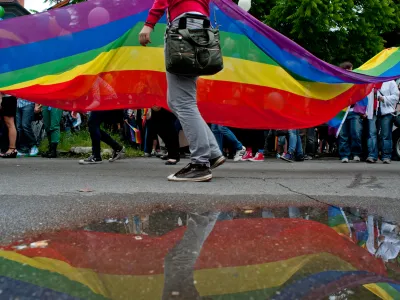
[0,0,399,129]
[1,219,398,299]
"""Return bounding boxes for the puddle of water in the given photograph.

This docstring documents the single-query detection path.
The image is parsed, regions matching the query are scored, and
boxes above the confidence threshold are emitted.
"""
[1,205,400,299]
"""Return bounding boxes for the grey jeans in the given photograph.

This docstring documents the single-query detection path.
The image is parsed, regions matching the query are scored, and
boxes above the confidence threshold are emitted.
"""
[162,212,219,300]
[166,72,221,166]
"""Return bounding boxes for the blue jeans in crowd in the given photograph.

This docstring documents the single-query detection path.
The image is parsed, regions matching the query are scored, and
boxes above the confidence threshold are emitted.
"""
[16,103,37,152]
[368,114,393,160]
[211,124,243,152]
[288,130,303,157]
[338,112,363,159]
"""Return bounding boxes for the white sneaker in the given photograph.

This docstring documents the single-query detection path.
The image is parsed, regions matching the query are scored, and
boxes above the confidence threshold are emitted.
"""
[233,146,246,162]
[29,146,39,157]
[353,156,361,162]
[341,158,349,163]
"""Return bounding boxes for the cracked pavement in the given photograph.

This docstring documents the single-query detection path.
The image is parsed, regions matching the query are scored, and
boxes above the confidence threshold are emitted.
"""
[1,157,400,243]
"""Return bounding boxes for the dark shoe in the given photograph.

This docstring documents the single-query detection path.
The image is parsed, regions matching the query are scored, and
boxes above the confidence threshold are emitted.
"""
[109,147,125,162]
[79,155,103,165]
[160,154,169,160]
[295,155,305,162]
[165,158,180,165]
[280,152,294,162]
[46,143,58,158]
[0,148,17,159]
[210,156,226,170]
[167,163,212,182]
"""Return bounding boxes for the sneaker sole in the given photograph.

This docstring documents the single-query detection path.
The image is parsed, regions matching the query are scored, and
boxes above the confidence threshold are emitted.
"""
[280,157,293,163]
[109,152,125,162]
[211,156,226,170]
[249,159,265,162]
[167,174,213,182]
[79,161,103,165]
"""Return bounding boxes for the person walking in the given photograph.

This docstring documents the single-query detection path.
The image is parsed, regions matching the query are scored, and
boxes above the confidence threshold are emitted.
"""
[76,110,125,165]
[366,81,400,164]
[139,0,225,182]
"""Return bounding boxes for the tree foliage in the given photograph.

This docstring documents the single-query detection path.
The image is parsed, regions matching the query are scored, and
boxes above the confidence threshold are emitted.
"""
[265,0,399,66]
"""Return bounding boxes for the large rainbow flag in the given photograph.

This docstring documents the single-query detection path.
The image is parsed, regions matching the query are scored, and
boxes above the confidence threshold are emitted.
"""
[0,0,399,129]
[1,218,399,299]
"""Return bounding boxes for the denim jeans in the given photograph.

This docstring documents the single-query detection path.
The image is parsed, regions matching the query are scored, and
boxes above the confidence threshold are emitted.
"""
[211,124,243,151]
[288,130,303,157]
[338,112,363,159]
[88,111,122,159]
[368,114,393,160]
[16,103,37,152]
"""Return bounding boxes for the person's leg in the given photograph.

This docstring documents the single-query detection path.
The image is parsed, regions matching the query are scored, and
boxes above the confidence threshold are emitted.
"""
[45,108,62,157]
[338,119,350,160]
[263,130,271,156]
[349,114,363,159]
[99,128,123,151]
[211,124,223,151]
[380,114,393,161]
[295,133,304,158]
[162,212,219,300]
[20,104,37,151]
[49,108,63,144]
[167,72,222,166]
[3,116,16,152]
[153,109,180,161]
[281,130,297,162]
[88,111,103,159]
[218,125,243,151]
[15,107,24,152]
[287,130,297,154]
[367,116,378,161]
[305,127,316,157]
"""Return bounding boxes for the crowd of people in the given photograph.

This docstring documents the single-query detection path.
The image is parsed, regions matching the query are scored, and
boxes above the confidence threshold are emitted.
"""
[0,77,399,167]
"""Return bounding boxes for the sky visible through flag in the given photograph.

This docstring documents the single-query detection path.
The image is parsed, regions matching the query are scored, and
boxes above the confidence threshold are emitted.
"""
[24,0,51,12]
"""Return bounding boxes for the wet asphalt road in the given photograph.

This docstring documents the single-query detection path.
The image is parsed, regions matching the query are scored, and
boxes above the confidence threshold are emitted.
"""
[1,157,400,244]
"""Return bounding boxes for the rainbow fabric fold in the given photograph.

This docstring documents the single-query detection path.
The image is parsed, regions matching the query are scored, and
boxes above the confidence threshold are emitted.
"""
[0,0,399,129]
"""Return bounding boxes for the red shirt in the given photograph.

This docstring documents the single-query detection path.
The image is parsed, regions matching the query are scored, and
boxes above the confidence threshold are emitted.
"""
[145,0,210,28]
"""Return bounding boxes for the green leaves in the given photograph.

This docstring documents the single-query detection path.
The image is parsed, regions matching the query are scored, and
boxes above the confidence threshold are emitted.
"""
[250,0,399,67]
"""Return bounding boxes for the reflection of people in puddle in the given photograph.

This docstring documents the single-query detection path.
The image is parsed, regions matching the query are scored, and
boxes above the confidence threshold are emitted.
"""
[162,212,219,300]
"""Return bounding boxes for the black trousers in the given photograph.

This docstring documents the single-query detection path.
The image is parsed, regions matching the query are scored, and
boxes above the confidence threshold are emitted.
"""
[151,108,180,160]
[88,111,122,159]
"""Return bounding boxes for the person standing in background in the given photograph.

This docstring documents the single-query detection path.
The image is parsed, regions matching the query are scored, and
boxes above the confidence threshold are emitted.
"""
[0,93,17,158]
[35,104,63,158]
[366,80,400,164]
[337,62,364,163]
[16,98,38,157]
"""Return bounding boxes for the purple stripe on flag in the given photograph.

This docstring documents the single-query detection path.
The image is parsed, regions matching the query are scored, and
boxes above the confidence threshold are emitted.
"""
[0,0,151,48]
